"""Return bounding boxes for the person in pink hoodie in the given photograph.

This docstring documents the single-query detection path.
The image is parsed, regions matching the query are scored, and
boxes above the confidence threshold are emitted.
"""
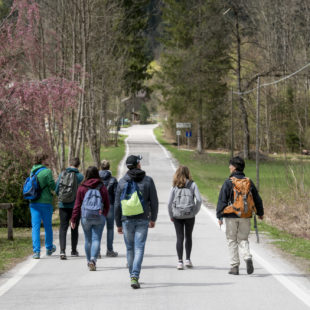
[71,166,110,271]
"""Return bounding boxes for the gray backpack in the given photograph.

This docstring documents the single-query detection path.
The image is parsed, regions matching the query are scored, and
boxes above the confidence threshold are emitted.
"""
[58,170,78,203]
[172,181,195,219]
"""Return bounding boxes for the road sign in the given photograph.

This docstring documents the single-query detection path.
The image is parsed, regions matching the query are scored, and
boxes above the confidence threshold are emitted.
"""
[186,131,192,137]
[176,130,181,136]
[176,123,191,129]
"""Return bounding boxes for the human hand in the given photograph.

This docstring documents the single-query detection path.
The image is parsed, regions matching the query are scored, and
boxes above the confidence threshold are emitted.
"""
[149,221,155,228]
[170,218,174,222]
[71,222,76,230]
[117,227,123,234]
[218,219,223,226]
[258,215,264,220]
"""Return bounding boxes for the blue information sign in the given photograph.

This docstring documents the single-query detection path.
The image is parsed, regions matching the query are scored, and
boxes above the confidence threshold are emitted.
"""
[186,131,192,137]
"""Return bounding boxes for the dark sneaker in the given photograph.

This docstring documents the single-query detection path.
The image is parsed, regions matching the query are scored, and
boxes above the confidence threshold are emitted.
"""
[106,250,118,257]
[246,259,254,274]
[46,245,56,256]
[60,252,67,260]
[33,252,40,259]
[228,266,239,275]
[130,277,140,289]
[71,250,79,257]
[88,261,96,271]
[98,253,102,259]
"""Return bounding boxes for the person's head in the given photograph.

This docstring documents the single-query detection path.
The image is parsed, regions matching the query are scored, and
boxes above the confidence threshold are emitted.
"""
[126,155,142,170]
[34,153,49,166]
[173,165,192,187]
[100,159,110,171]
[84,166,100,182]
[70,157,80,168]
[229,156,245,173]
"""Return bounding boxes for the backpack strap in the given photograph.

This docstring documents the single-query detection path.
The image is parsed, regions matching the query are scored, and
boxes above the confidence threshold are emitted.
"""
[31,167,46,177]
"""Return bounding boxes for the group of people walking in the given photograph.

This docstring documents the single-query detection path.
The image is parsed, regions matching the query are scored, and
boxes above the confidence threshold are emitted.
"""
[24,152,263,289]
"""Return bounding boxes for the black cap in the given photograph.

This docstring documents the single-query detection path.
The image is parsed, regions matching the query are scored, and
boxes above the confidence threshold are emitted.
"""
[126,155,142,169]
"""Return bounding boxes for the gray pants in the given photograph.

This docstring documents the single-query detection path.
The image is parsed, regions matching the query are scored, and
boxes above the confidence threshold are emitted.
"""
[225,218,252,267]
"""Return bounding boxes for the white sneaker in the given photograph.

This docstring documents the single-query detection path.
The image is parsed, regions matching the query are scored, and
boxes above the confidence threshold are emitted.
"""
[185,259,193,268]
[177,262,184,270]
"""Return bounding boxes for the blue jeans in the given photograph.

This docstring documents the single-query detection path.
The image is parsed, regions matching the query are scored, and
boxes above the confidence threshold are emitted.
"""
[29,204,53,253]
[122,219,149,279]
[81,216,105,262]
[106,204,115,251]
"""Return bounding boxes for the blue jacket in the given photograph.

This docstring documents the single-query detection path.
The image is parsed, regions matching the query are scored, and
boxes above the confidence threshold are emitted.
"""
[55,167,84,208]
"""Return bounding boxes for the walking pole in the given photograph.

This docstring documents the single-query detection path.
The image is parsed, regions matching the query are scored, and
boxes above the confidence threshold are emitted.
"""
[255,76,261,243]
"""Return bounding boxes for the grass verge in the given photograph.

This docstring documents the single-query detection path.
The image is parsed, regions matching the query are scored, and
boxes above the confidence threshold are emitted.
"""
[154,126,310,267]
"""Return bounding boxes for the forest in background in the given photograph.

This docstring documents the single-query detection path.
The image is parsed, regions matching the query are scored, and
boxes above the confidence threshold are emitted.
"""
[1,0,310,228]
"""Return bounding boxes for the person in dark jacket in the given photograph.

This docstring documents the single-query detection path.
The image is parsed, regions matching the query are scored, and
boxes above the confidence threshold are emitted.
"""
[115,155,158,289]
[216,156,264,275]
[29,153,56,259]
[55,157,84,260]
[99,160,118,257]
[71,166,110,271]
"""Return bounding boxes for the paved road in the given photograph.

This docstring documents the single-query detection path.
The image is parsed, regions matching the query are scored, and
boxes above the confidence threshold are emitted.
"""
[0,124,310,310]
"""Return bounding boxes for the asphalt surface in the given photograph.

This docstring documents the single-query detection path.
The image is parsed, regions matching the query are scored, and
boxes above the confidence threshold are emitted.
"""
[0,124,310,310]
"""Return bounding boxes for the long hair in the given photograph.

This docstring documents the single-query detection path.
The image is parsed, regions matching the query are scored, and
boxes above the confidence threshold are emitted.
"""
[83,166,100,183]
[173,165,192,188]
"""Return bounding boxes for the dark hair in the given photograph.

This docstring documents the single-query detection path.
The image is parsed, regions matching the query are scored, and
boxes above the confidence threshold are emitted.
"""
[34,153,48,165]
[100,160,110,170]
[229,156,245,172]
[173,165,192,187]
[83,166,100,182]
[70,157,80,168]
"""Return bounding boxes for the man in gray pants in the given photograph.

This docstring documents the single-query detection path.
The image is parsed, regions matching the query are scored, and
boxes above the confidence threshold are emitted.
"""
[216,156,264,275]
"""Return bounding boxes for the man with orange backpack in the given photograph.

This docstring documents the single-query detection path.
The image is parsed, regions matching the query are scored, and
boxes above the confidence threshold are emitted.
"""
[217,156,264,275]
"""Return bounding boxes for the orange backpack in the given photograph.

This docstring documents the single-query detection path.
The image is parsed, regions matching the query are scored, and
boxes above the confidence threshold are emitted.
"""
[222,177,256,218]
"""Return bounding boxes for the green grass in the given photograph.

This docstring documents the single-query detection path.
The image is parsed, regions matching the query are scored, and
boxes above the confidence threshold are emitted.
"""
[154,126,310,265]
[0,228,33,274]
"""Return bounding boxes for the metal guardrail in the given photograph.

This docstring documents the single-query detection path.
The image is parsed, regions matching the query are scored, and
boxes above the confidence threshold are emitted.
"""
[0,203,14,240]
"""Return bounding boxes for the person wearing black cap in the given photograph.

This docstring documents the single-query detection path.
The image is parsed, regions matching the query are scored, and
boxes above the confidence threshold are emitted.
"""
[216,156,264,275]
[115,154,158,289]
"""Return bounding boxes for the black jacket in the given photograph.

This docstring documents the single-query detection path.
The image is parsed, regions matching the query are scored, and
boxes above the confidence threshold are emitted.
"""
[99,170,118,205]
[216,171,264,219]
[115,168,159,227]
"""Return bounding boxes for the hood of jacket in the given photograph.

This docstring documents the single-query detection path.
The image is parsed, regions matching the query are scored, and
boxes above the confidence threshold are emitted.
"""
[230,171,245,178]
[99,170,112,180]
[66,167,79,173]
[81,178,103,189]
[31,164,46,174]
[126,168,146,182]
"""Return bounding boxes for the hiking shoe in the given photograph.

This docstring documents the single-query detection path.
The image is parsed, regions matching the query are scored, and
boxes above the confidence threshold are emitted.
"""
[246,259,254,274]
[106,250,118,257]
[33,252,40,259]
[228,266,239,275]
[130,277,140,289]
[177,262,184,270]
[46,245,56,256]
[60,252,67,260]
[185,259,193,268]
[71,250,79,257]
[88,261,96,271]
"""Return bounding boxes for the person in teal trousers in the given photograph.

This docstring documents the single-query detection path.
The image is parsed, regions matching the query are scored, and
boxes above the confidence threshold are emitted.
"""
[29,153,56,259]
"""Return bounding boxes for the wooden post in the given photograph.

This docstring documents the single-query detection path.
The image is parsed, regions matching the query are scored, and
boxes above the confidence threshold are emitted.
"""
[0,203,14,240]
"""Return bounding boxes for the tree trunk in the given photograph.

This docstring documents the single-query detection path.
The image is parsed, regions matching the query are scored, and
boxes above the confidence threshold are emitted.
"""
[196,98,203,153]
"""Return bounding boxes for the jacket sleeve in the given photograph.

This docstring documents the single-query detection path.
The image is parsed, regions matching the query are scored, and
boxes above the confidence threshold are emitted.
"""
[55,174,61,195]
[250,181,264,216]
[216,179,231,219]
[149,177,159,222]
[114,182,122,227]
[192,182,202,215]
[167,188,175,219]
[101,186,110,217]
[46,169,56,192]
[71,188,83,223]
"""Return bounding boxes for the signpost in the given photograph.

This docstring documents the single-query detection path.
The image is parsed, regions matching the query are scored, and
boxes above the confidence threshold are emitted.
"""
[176,123,191,148]
[176,130,181,148]
[176,123,191,129]
[186,131,192,148]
